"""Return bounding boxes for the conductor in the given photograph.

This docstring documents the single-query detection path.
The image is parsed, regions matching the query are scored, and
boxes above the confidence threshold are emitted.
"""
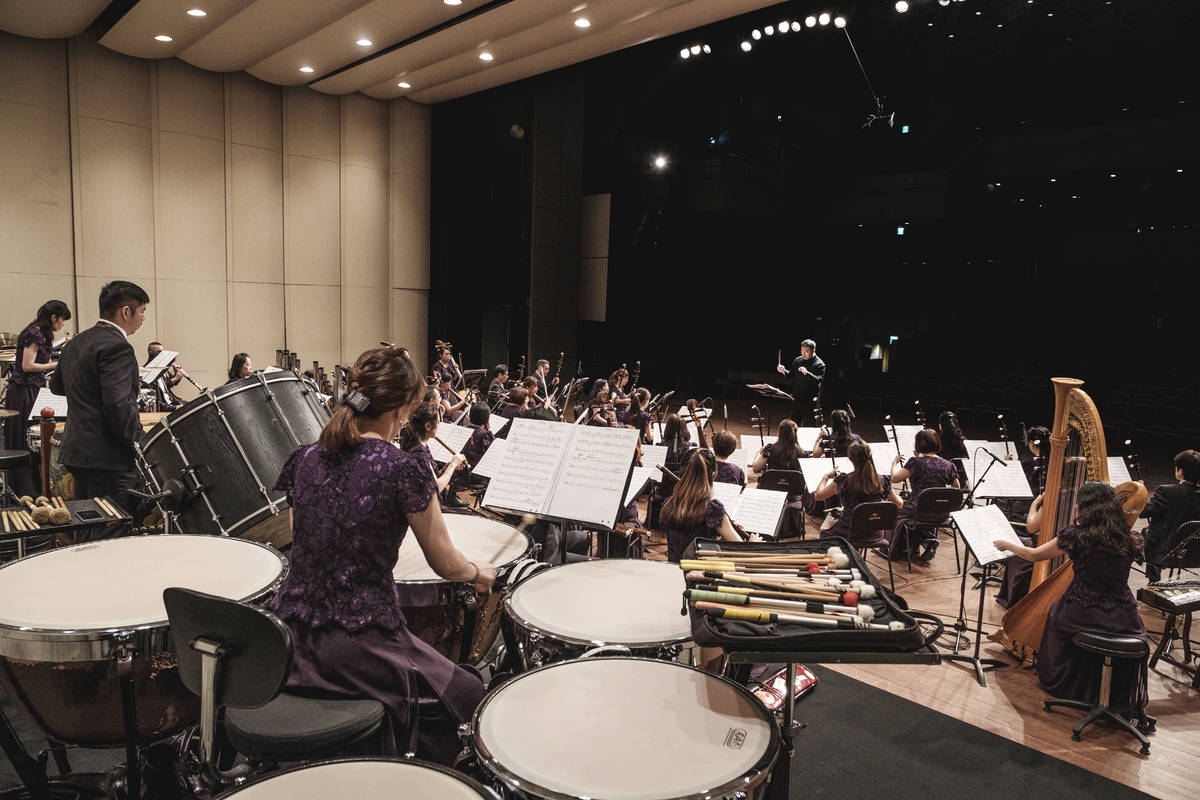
[776,339,825,426]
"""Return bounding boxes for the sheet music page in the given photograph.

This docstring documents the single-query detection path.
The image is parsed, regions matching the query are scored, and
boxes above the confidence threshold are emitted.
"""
[641,444,668,481]
[866,441,901,483]
[490,414,510,435]
[472,437,508,479]
[483,419,574,514]
[741,435,776,467]
[435,425,472,463]
[545,425,639,528]
[951,504,1023,565]
[710,481,743,514]
[29,388,69,420]
[965,448,1032,498]
[1107,456,1133,485]
[799,458,849,491]
[731,489,787,538]
[727,449,745,473]
[624,465,656,507]
[425,437,453,463]
[797,427,824,450]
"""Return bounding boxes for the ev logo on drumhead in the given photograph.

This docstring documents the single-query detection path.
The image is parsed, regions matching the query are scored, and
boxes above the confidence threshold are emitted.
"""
[724,728,747,749]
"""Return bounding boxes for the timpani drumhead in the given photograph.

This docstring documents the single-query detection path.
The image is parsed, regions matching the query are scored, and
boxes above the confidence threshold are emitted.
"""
[393,514,530,583]
[474,658,778,800]
[0,535,285,631]
[506,560,691,646]
[215,758,489,800]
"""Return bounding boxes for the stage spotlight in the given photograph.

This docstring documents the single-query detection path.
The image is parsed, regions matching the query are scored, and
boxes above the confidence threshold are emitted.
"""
[655,157,667,168]
[703,44,711,53]
[681,49,690,58]
[805,16,816,27]
[765,26,774,35]
[791,21,800,31]
[834,17,846,28]
[939,0,950,5]
[819,13,830,25]
[691,45,701,54]
[896,1,909,11]
[752,29,761,39]
[779,21,789,32]
[741,40,752,51]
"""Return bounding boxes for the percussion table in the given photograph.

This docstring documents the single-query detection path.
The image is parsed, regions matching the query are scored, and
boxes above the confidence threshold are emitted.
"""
[0,498,132,558]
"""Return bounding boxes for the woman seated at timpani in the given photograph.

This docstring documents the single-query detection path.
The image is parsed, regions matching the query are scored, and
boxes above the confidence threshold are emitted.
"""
[812,409,860,458]
[994,481,1151,730]
[661,449,761,563]
[812,441,902,546]
[269,347,496,765]
[888,428,960,561]
[751,419,810,539]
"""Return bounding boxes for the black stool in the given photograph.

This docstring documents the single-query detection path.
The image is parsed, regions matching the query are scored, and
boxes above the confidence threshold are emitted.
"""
[1043,631,1152,754]
[0,449,31,502]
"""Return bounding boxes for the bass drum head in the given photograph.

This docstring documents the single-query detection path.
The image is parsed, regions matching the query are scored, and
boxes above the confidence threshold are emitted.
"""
[505,559,691,648]
[213,758,491,800]
[473,658,778,800]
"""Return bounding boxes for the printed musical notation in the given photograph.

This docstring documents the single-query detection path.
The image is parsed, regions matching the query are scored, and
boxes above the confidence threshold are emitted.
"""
[951,504,1023,565]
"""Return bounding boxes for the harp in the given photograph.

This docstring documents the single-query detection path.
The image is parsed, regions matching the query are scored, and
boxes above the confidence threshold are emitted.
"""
[989,378,1109,665]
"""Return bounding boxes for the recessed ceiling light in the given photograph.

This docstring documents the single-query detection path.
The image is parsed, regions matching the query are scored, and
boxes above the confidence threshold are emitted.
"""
[155,35,173,41]
[741,41,752,51]
[479,52,493,61]
[187,9,206,17]
[805,16,816,28]
[444,0,462,5]
[834,17,846,28]
[818,13,830,25]
[357,39,372,46]
[398,82,411,89]
[690,45,700,55]
[575,19,590,28]
[299,66,314,73]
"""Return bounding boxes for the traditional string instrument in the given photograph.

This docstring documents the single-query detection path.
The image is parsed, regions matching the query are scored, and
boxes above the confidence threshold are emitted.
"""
[686,398,710,450]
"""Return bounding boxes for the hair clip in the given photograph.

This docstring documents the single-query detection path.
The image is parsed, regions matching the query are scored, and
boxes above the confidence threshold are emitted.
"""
[345,390,370,414]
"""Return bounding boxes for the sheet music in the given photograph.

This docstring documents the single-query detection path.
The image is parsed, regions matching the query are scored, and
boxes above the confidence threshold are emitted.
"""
[1107,456,1133,486]
[797,427,824,450]
[472,437,508,479]
[624,465,656,507]
[741,435,776,467]
[891,425,925,451]
[727,449,745,473]
[951,504,1023,565]
[490,414,510,435]
[483,419,574,514]
[139,348,179,384]
[545,425,639,529]
[731,489,787,538]
[866,441,901,483]
[710,481,743,512]
[29,388,68,420]
[799,458,849,490]
[966,440,1015,460]
[641,444,668,481]
[965,448,1032,498]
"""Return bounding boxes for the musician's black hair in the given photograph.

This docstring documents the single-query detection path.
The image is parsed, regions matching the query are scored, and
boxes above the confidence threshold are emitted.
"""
[492,364,508,378]
[1075,481,1140,559]
[769,419,806,470]
[397,401,440,451]
[469,402,490,426]
[662,413,689,445]
[435,345,450,357]
[508,386,528,405]
[914,428,942,455]
[536,359,550,369]
[228,353,250,382]
[1027,426,1050,454]
[800,339,816,351]
[588,378,609,402]
[1175,450,1200,483]
[98,281,149,319]
[31,300,71,347]
[523,407,559,422]
[827,409,855,453]
[938,411,966,445]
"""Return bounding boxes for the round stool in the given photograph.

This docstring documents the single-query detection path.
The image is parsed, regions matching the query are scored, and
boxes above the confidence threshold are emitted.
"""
[1043,631,1152,754]
[0,448,31,499]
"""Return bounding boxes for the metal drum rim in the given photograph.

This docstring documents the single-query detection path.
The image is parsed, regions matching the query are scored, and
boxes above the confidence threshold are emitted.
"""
[393,517,533,586]
[503,560,693,649]
[0,534,288,653]
[141,370,308,448]
[210,756,493,800]
[471,657,780,800]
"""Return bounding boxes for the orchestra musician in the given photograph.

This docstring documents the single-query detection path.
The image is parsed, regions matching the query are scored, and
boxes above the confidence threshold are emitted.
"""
[398,401,469,507]
[712,430,746,488]
[4,299,71,496]
[888,429,960,562]
[432,344,459,387]
[532,358,558,402]
[608,367,632,423]
[520,376,543,408]
[623,387,654,444]
[495,387,529,438]
[775,339,825,426]
[269,346,494,764]
[751,419,810,539]
[225,353,252,385]
[812,409,860,458]
[487,364,508,405]
[937,410,971,489]
[1139,449,1200,582]
[436,372,467,422]
[581,379,617,427]
[662,449,761,563]
[813,442,902,543]
[144,341,188,412]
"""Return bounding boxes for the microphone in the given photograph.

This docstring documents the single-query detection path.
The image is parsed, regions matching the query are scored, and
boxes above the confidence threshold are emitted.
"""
[979,448,1008,467]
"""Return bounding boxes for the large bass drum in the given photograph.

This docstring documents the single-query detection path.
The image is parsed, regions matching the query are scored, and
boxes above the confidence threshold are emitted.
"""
[0,535,287,747]
[140,372,328,547]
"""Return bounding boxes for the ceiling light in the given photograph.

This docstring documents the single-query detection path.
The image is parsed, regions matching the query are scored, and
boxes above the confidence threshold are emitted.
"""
[939,0,950,5]
[398,82,411,89]
[765,26,774,35]
[752,29,761,40]
[791,21,800,31]
[575,19,590,28]
[680,48,690,58]
[819,13,830,25]
[479,52,493,61]
[834,17,846,28]
[444,0,462,4]
[299,66,314,73]
[356,39,372,46]
[779,21,789,32]
[805,16,816,27]
[895,1,909,11]
[690,45,700,54]
[702,44,711,53]
[155,35,172,41]
[741,41,752,51]
[654,157,666,168]
[186,9,206,17]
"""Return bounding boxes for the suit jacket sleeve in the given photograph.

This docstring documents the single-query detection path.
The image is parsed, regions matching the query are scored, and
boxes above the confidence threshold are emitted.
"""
[50,361,65,395]
[1140,485,1169,520]
[809,358,826,387]
[99,341,142,446]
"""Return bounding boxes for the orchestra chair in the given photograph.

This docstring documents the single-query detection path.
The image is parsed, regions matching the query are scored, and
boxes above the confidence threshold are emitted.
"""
[163,588,384,784]
[894,487,964,574]
[1148,520,1200,582]
[1043,632,1151,755]
[758,470,807,540]
[836,501,899,592]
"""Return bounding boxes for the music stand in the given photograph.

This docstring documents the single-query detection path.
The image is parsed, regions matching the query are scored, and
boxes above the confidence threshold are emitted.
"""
[747,383,792,432]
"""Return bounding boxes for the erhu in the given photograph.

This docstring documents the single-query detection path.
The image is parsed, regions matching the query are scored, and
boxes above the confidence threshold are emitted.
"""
[629,360,642,394]
[998,414,1012,458]
[887,413,910,499]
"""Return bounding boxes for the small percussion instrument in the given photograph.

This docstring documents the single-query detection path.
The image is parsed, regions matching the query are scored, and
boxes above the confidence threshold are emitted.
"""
[212,757,493,800]
[0,535,287,747]
[393,513,533,665]
[1139,579,1200,615]
[504,560,693,669]
[470,658,779,800]
[140,372,329,547]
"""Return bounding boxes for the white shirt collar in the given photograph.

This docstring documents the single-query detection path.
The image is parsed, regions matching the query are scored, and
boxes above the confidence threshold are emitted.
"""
[96,319,128,340]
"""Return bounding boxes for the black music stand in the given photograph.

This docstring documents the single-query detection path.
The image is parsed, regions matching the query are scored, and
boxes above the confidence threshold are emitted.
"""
[940,506,1012,687]
[746,383,793,432]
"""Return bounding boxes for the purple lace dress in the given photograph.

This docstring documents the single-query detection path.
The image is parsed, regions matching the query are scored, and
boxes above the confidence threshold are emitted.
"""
[270,439,484,764]
[664,498,728,563]
[1037,526,1148,720]
[822,472,891,544]
[890,455,959,547]
[715,460,746,488]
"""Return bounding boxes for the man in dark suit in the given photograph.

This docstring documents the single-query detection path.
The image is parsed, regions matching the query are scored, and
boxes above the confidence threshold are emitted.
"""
[50,281,150,534]
[775,338,826,426]
[1140,449,1200,581]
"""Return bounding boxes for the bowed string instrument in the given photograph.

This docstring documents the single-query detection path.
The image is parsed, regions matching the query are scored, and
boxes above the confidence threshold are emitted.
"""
[886,414,910,499]
[686,398,711,450]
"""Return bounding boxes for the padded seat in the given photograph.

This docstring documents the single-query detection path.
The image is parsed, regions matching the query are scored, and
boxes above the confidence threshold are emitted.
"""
[0,450,31,470]
[226,694,384,763]
[1073,632,1149,658]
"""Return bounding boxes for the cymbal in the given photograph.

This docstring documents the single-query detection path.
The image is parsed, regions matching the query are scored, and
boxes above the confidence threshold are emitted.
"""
[0,332,17,347]
[0,409,19,418]
[0,354,15,363]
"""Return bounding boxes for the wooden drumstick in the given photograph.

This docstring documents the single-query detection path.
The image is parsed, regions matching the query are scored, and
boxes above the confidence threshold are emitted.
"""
[21,510,39,530]
[2,512,10,533]
[687,589,873,621]
[702,604,904,632]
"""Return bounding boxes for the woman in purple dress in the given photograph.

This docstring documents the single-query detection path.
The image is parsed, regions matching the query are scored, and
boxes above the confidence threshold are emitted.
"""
[888,428,960,560]
[270,346,496,765]
[751,419,810,538]
[623,388,653,445]
[4,300,71,496]
[994,481,1150,728]
[813,442,901,545]
[661,449,760,563]
[812,409,860,459]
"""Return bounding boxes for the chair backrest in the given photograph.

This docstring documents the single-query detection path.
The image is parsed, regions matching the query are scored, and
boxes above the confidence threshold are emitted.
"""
[163,587,293,710]
[848,501,898,535]
[758,469,806,496]
[914,487,964,521]
[1161,520,1200,570]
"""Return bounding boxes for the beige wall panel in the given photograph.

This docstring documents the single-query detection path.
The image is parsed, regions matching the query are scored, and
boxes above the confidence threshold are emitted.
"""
[77,116,155,280]
[390,98,430,180]
[286,87,339,163]
[74,35,150,128]
[0,32,68,113]
[157,59,224,141]
[390,171,429,290]
[74,275,158,354]
[156,278,228,378]
[341,286,389,364]
[284,284,340,370]
[230,144,284,283]
[390,288,428,375]
[343,165,389,288]
[0,273,75,337]
[230,72,282,152]
[343,93,389,171]
[285,155,340,286]
[230,281,285,373]
[158,131,227,283]
[0,100,74,275]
